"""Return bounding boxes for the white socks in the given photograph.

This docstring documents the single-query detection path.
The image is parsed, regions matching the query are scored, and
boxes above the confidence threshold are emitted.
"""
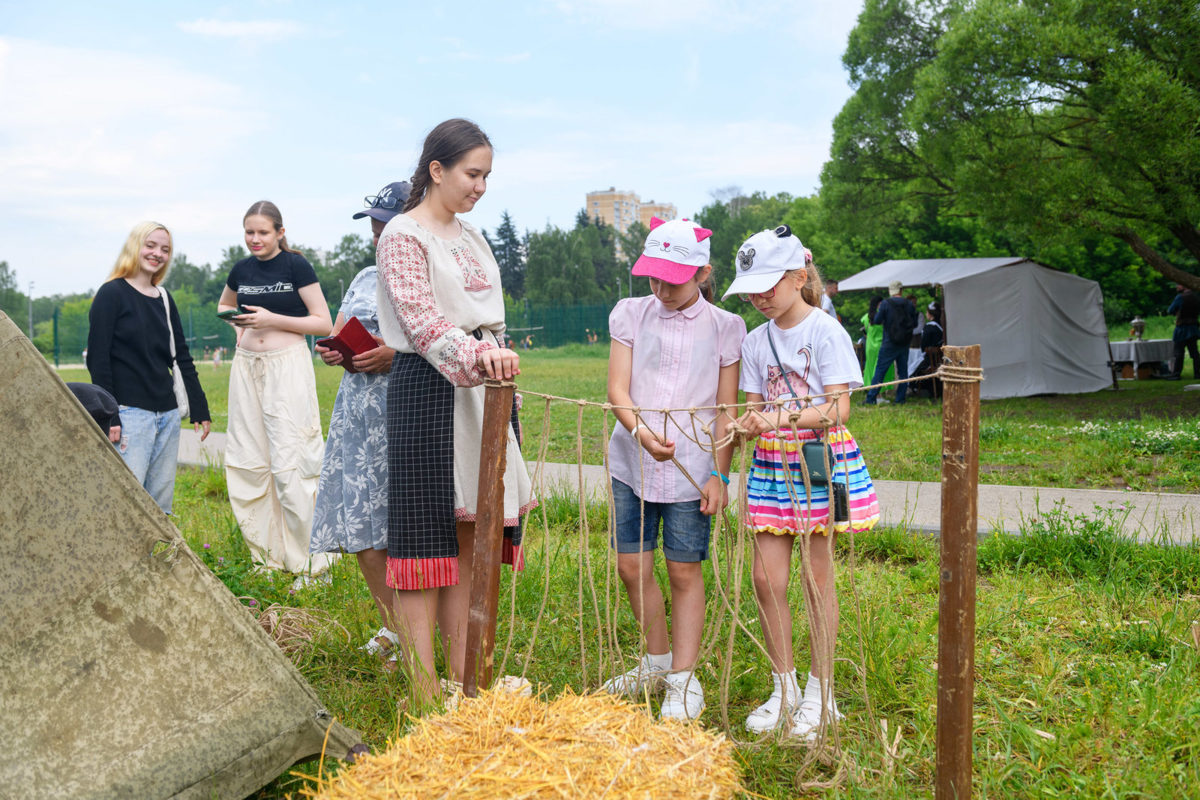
[646,651,673,670]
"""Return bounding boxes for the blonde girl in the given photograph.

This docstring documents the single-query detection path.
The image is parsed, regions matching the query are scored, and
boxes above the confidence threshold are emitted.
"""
[87,221,211,513]
[725,225,880,738]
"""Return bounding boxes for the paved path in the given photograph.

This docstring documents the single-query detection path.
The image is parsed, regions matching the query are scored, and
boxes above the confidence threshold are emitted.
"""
[179,430,1198,545]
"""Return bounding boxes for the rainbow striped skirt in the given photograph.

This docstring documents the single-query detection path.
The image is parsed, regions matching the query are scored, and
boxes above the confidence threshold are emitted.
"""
[745,426,880,536]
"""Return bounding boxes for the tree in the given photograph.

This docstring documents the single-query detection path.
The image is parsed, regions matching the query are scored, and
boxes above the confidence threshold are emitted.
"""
[0,260,23,321]
[824,0,1200,289]
[492,210,525,299]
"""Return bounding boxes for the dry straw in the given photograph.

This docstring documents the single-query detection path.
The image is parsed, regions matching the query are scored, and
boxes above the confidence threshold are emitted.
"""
[299,688,742,799]
[245,600,350,656]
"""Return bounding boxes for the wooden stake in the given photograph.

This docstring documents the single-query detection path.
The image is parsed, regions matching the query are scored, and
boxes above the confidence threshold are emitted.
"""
[462,381,515,698]
[936,345,980,800]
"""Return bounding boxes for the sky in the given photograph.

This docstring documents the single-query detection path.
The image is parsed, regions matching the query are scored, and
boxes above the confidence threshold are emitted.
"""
[0,0,865,297]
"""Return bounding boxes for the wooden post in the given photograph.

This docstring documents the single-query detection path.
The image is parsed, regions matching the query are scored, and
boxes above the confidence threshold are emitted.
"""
[462,381,515,698]
[936,345,980,800]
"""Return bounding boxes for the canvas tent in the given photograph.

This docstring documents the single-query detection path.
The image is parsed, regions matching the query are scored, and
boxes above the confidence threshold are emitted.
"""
[0,312,361,799]
[839,257,1112,399]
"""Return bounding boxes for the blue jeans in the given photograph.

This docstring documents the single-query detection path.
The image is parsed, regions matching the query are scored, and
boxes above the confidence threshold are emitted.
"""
[116,406,181,514]
[867,338,910,404]
[610,478,711,562]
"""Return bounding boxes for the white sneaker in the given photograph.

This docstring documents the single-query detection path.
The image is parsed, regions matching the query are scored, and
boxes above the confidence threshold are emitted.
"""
[788,697,844,740]
[660,672,705,721]
[745,673,802,733]
[602,653,670,695]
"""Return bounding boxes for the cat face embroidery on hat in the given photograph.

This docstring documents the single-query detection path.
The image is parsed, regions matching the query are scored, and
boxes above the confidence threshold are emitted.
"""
[630,217,713,284]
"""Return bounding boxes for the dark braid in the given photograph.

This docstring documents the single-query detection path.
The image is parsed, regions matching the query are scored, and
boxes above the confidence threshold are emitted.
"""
[243,200,299,254]
[403,118,493,212]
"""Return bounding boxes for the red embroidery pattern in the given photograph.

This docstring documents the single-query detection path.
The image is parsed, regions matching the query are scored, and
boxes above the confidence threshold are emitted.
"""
[450,244,492,292]
[378,232,488,387]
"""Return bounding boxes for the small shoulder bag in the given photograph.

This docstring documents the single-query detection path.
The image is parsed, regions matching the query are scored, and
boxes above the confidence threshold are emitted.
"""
[160,289,190,419]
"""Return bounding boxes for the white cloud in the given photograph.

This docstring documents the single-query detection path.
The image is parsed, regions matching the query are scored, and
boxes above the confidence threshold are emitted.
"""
[548,0,781,31]
[0,37,269,292]
[176,18,305,41]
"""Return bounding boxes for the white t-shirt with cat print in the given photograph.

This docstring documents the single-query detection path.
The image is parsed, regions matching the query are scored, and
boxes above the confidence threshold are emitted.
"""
[740,310,862,410]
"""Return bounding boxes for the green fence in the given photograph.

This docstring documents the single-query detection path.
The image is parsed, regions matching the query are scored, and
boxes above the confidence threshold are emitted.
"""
[34,299,616,365]
[511,303,614,349]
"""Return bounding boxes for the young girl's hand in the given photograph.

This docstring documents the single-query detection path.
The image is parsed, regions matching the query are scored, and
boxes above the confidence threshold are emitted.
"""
[699,474,728,517]
[232,304,271,329]
[734,407,775,442]
[636,429,676,462]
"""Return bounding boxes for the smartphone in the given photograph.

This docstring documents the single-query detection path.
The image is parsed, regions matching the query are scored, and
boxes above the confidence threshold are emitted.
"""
[217,306,249,320]
[832,482,849,522]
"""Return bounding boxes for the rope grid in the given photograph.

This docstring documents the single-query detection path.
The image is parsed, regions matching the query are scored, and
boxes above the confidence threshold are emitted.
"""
[482,360,982,788]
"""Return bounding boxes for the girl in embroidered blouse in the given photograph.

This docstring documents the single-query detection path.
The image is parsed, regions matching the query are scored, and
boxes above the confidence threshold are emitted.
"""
[601,217,745,721]
[375,118,534,702]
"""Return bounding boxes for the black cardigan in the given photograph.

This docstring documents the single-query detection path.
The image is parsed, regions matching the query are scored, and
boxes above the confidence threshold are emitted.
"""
[87,279,210,423]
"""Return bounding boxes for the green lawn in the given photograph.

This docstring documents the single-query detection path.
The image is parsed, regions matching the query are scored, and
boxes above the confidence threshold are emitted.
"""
[57,338,1200,493]
[169,469,1200,799]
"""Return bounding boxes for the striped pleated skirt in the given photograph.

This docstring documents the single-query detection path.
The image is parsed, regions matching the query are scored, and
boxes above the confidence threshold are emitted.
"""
[745,425,880,536]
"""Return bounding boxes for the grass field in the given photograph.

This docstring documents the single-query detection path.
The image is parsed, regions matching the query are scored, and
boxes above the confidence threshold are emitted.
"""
[55,336,1200,796]
[56,335,1200,493]
[168,468,1200,799]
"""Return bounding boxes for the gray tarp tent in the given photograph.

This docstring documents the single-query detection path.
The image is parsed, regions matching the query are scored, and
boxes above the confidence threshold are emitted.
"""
[839,257,1111,399]
[0,312,361,799]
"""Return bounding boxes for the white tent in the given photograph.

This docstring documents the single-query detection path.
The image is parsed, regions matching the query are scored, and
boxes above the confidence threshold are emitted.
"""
[839,257,1112,399]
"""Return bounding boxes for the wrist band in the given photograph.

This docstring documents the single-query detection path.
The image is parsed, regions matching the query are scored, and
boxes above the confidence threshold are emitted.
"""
[711,471,730,486]
[629,424,646,438]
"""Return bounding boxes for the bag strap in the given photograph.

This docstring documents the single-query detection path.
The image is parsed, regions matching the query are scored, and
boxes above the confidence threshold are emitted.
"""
[159,289,177,360]
[765,323,822,440]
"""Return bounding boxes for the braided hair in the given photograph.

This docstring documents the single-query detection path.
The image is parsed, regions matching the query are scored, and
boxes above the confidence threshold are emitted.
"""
[403,118,493,212]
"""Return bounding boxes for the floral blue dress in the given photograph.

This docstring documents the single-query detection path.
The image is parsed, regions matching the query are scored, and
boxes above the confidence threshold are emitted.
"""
[310,267,389,553]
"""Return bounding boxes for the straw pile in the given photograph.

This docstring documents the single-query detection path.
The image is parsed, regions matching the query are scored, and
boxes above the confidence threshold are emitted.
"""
[301,688,742,799]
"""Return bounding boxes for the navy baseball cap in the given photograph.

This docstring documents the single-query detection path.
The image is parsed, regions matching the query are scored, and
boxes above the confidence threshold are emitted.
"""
[354,181,411,223]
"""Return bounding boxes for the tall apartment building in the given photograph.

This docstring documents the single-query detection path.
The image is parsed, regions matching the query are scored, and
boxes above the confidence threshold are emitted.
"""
[586,188,677,234]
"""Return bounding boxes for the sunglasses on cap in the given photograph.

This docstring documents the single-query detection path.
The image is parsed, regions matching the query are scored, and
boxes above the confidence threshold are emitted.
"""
[363,194,403,210]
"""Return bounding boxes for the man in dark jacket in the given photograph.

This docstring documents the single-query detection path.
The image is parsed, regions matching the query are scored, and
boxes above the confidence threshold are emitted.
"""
[1167,284,1199,380]
[865,280,918,404]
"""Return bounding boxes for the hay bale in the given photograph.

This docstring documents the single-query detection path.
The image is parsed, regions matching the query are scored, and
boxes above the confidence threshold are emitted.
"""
[301,688,741,799]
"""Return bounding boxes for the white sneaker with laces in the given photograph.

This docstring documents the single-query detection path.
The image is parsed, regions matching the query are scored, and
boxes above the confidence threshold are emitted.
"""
[788,697,844,740]
[745,673,802,733]
[660,672,705,721]
[602,653,670,695]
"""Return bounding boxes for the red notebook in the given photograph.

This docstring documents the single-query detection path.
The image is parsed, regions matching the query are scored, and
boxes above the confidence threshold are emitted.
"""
[316,316,376,373]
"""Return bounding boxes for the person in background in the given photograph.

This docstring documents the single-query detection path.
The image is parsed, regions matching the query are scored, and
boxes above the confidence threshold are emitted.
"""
[67,382,121,441]
[864,280,918,405]
[1166,283,1199,380]
[87,221,212,514]
[218,201,335,581]
[860,295,893,401]
[821,278,839,321]
[310,181,410,663]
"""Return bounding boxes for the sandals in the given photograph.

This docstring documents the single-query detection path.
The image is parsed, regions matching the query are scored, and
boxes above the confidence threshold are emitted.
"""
[359,627,400,657]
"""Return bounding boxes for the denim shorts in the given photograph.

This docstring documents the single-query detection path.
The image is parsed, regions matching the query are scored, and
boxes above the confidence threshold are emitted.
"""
[610,478,711,563]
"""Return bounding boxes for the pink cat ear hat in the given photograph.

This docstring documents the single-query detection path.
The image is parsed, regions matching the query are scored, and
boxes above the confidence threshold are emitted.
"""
[631,217,714,284]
